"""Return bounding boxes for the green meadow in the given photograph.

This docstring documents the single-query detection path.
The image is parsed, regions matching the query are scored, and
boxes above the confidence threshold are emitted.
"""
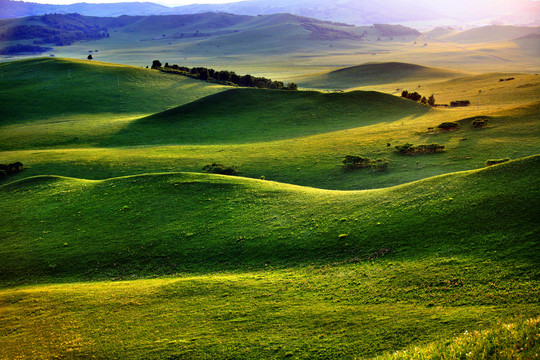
[1,54,539,359]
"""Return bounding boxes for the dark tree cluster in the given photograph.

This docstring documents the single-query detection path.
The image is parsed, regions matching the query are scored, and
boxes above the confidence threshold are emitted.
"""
[437,122,460,131]
[0,162,24,180]
[450,100,471,107]
[152,61,298,90]
[401,90,435,106]
[342,155,388,172]
[0,14,109,46]
[395,143,445,155]
[202,163,238,176]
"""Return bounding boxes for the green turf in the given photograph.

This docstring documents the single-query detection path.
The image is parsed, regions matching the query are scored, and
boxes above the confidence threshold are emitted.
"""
[0,57,226,125]
[0,55,538,358]
[0,156,538,358]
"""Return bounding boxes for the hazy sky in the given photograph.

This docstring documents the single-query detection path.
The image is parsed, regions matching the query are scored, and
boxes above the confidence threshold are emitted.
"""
[20,0,540,7]
[27,0,241,4]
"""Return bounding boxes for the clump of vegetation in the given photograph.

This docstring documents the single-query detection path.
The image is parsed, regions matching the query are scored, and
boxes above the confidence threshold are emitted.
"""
[437,122,459,131]
[450,100,471,107]
[0,162,24,180]
[471,116,489,128]
[499,77,515,82]
[152,61,298,91]
[395,143,445,155]
[486,158,510,166]
[401,91,435,106]
[342,155,388,171]
[202,163,239,175]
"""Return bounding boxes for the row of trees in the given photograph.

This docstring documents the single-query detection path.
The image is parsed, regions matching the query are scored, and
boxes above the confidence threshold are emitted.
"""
[401,90,435,106]
[151,60,298,91]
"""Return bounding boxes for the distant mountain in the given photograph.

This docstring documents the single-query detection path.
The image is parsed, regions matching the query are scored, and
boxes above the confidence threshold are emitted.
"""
[0,0,169,18]
[0,12,421,54]
[2,0,538,26]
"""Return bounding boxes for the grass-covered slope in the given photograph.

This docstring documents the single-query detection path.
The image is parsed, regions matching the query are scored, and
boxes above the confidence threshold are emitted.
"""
[297,62,468,90]
[0,156,538,359]
[0,57,226,124]
[1,155,538,286]
[103,87,429,146]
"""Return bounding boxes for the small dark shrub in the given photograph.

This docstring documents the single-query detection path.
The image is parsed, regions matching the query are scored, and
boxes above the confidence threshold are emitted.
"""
[472,118,489,128]
[450,100,471,107]
[395,143,444,155]
[437,122,459,131]
[342,156,388,171]
[0,162,24,180]
[394,143,415,154]
[343,155,372,169]
[486,158,510,166]
[202,163,238,176]
[416,143,445,153]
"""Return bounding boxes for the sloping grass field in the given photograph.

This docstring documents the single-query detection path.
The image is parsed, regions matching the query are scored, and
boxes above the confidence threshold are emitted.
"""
[0,57,539,359]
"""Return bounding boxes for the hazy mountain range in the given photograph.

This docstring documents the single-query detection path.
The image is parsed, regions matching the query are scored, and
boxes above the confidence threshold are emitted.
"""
[1,0,539,26]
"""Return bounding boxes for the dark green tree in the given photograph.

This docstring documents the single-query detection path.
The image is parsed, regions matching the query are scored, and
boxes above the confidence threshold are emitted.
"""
[87,54,92,60]
[151,60,162,69]
[428,94,436,107]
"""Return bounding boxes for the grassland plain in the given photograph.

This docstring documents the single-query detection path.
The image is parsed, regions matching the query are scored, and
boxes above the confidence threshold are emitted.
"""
[0,156,539,359]
[0,56,539,358]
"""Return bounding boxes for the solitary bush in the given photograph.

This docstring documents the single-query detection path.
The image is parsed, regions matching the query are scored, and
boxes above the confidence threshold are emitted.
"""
[395,143,444,155]
[437,122,459,131]
[342,156,388,171]
[486,158,510,166]
[450,100,471,107]
[202,163,238,176]
[0,162,24,180]
[394,143,415,154]
[472,117,489,128]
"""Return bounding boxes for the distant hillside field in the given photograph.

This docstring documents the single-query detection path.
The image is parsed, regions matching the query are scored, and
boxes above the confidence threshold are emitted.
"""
[296,62,468,90]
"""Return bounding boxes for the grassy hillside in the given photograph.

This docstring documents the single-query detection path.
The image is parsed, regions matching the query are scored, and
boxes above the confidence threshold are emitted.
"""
[0,156,538,358]
[1,59,539,191]
[0,52,538,359]
[296,62,468,90]
[101,88,429,146]
[0,57,226,124]
[1,155,538,285]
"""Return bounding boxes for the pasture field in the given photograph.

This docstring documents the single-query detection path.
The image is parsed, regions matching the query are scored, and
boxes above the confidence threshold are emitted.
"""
[0,55,539,359]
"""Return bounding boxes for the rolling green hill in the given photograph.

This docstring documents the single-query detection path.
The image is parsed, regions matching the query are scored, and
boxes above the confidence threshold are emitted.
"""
[296,62,468,90]
[1,58,539,191]
[101,87,428,146]
[0,57,226,124]
[0,154,538,285]
[0,156,538,358]
[0,56,538,358]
